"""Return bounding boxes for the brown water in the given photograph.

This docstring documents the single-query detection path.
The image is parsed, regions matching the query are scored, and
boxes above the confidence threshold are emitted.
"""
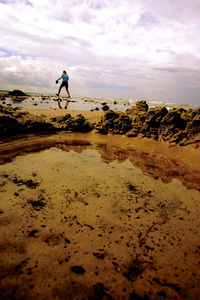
[0,133,200,299]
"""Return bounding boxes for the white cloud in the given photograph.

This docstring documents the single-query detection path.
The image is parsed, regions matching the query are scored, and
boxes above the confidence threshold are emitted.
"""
[0,0,200,104]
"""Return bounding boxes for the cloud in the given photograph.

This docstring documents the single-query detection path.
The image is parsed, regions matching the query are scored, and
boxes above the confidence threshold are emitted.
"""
[0,0,200,104]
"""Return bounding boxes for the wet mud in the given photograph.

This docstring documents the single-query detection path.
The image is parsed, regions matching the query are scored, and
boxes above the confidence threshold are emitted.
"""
[0,133,200,299]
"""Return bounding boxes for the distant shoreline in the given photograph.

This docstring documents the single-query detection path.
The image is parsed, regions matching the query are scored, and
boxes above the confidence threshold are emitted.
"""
[0,90,199,111]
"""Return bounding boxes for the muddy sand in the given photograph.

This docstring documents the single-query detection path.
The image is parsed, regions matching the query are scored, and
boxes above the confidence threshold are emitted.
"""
[0,127,200,299]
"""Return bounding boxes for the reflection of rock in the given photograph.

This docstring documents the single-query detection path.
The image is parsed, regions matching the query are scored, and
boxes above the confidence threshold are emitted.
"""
[0,138,91,165]
[8,90,28,103]
[96,143,200,191]
[0,136,199,190]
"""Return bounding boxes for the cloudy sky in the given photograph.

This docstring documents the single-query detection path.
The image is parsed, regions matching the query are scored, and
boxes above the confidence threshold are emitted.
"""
[0,0,200,104]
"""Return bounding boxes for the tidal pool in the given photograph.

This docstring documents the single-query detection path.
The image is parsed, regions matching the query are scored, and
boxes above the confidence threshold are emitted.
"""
[0,133,200,299]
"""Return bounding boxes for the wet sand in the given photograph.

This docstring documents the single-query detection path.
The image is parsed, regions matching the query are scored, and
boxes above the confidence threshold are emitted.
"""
[0,132,200,299]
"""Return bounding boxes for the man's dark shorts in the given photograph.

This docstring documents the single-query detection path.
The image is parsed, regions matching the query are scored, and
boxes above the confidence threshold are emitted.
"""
[60,81,68,88]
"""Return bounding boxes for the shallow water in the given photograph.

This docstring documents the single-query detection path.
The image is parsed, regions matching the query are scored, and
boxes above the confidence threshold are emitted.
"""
[3,95,199,111]
[4,96,131,112]
[0,133,200,299]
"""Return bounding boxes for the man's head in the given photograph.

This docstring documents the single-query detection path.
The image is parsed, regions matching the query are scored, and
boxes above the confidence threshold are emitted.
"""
[63,70,67,74]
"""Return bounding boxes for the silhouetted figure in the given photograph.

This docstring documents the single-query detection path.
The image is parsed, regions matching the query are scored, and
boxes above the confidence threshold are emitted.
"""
[56,70,70,108]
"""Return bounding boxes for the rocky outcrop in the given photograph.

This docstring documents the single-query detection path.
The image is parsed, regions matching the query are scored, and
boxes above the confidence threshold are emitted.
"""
[0,102,199,147]
[8,90,27,96]
[95,110,132,134]
[0,114,23,137]
[96,101,200,147]
[50,114,93,132]
[0,106,55,137]
[0,106,93,138]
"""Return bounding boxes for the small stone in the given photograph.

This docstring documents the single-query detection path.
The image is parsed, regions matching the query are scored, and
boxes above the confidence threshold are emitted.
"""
[71,265,85,274]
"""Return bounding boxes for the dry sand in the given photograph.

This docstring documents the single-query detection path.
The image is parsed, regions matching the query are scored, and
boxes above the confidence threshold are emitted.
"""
[0,108,200,299]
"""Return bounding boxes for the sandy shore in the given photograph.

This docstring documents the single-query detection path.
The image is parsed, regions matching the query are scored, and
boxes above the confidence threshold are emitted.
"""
[20,107,104,124]
[0,115,200,299]
[0,102,200,299]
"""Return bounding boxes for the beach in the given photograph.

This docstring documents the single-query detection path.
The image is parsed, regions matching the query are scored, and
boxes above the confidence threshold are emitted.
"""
[0,95,200,299]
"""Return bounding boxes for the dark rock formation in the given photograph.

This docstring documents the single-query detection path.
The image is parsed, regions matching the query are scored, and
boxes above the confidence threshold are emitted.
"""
[8,90,27,96]
[96,101,199,147]
[0,101,199,147]
[51,114,93,132]
[135,100,149,112]
[96,110,132,134]
[23,119,55,133]
[0,106,93,137]
[102,105,110,111]
[0,114,23,137]
[0,106,56,137]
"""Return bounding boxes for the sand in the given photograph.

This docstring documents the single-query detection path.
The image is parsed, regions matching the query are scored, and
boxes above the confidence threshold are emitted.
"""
[0,108,200,299]
[20,107,104,124]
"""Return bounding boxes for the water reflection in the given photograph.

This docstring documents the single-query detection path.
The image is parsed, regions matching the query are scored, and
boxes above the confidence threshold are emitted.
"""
[0,134,199,191]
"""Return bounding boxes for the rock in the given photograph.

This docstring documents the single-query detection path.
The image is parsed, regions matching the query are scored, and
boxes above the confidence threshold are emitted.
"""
[0,102,199,147]
[28,199,46,211]
[8,90,27,96]
[51,114,71,123]
[28,230,39,238]
[140,107,168,139]
[11,97,26,103]
[71,266,85,274]
[51,114,93,132]
[66,114,93,132]
[102,105,110,111]
[145,107,168,128]
[0,96,6,101]
[125,104,200,147]
[136,100,149,111]
[0,115,23,137]
[126,101,149,117]
[23,119,55,133]
[160,109,187,130]
[95,110,132,134]
[64,237,71,244]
